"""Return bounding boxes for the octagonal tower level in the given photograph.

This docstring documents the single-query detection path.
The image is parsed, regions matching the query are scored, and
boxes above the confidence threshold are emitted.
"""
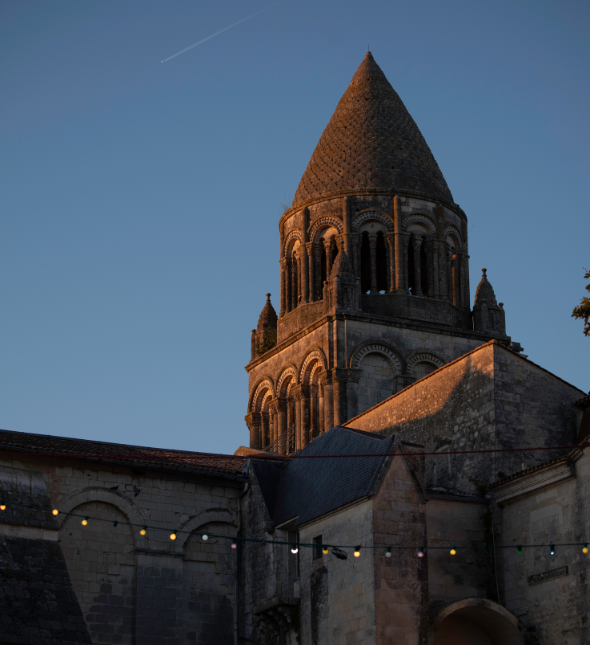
[245,53,512,454]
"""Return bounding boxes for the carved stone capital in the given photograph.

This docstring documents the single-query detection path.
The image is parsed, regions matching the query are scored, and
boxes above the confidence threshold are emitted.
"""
[245,412,261,428]
[317,369,332,386]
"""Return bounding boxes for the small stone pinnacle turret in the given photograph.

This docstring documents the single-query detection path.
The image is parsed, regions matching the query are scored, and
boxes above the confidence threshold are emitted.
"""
[473,269,506,336]
[251,294,278,360]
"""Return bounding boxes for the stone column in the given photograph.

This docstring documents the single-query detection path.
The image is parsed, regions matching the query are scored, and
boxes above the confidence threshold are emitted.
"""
[324,239,333,277]
[369,234,378,294]
[269,400,278,445]
[318,384,324,435]
[291,254,298,310]
[386,233,395,293]
[292,385,303,451]
[342,196,352,258]
[309,384,317,441]
[318,370,333,432]
[300,384,310,449]
[245,412,261,450]
[432,244,440,298]
[277,399,287,449]
[413,237,423,297]
[451,253,458,307]
[393,196,407,293]
[331,368,348,426]
[305,242,315,302]
[301,245,309,304]
[280,258,287,316]
[351,234,359,277]
[345,369,363,421]
[461,253,470,311]
[261,412,269,449]
[313,244,322,300]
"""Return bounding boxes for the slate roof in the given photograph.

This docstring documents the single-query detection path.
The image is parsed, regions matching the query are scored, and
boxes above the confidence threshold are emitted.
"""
[253,426,395,528]
[0,429,246,479]
[293,52,453,208]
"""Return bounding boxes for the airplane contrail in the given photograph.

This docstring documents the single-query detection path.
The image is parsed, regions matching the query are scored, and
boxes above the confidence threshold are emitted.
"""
[161,2,280,63]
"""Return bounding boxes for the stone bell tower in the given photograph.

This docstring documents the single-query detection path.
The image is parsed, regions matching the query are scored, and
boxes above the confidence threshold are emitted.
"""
[245,52,514,454]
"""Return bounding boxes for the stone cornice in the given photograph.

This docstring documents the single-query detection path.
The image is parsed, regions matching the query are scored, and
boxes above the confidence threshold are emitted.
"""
[493,460,574,506]
[280,189,466,230]
[245,311,507,373]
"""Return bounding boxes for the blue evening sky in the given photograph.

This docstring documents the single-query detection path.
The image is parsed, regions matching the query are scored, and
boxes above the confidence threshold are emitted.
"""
[1,0,588,454]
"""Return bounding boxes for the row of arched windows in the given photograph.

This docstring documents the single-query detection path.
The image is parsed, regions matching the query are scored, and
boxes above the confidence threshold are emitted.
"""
[282,217,466,314]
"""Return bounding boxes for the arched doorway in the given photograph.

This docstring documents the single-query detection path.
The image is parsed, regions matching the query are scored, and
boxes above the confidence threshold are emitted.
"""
[432,598,524,645]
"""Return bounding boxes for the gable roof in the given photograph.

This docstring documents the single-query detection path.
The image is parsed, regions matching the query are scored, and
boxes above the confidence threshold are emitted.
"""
[0,429,247,480]
[293,52,453,208]
[259,426,395,528]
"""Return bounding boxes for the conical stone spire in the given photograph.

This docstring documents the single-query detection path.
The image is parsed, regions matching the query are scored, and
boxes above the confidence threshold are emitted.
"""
[293,52,453,207]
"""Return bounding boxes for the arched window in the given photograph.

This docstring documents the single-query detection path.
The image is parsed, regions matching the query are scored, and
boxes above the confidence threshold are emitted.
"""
[360,232,371,293]
[376,231,387,293]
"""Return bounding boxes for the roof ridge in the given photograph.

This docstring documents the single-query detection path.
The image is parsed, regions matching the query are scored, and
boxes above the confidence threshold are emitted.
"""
[344,339,585,428]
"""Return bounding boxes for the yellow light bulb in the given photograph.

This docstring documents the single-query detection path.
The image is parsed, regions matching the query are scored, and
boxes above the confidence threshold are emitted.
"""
[450,548,457,556]
[81,519,88,526]
[140,529,147,536]
[52,509,59,516]
[584,545,588,554]
[0,505,6,511]
[354,546,361,558]
[170,533,177,541]
[322,547,329,555]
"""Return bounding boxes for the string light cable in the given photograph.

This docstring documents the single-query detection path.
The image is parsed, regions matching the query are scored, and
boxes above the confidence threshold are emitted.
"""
[0,498,587,558]
[0,442,586,464]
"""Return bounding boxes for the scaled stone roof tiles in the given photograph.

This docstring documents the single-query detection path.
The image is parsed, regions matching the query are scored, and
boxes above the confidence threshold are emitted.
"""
[0,429,246,479]
[293,52,453,207]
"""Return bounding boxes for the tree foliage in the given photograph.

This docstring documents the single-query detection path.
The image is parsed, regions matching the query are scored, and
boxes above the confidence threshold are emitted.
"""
[572,268,590,337]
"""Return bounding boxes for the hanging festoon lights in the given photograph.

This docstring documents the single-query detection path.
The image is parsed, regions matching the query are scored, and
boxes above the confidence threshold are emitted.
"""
[0,498,585,561]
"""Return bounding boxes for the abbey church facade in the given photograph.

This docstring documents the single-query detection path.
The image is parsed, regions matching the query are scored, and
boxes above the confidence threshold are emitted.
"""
[0,54,588,645]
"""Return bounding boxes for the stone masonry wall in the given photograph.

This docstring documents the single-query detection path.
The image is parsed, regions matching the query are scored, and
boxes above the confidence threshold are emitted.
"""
[494,448,590,644]
[0,455,242,645]
[372,451,428,645]
[344,343,583,495]
[344,343,497,495]
[298,500,376,645]
[426,498,492,609]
